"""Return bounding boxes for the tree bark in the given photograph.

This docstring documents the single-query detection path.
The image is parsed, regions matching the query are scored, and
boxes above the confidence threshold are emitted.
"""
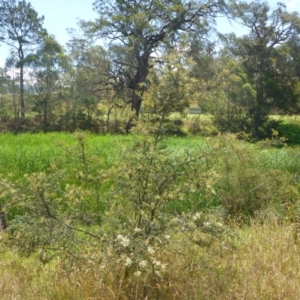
[0,212,8,231]
[19,46,26,120]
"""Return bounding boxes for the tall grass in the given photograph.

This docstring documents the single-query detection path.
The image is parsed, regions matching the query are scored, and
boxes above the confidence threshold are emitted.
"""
[0,133,208,177]
[0,132,300,299]
[0,133,126,176]
[258,148,300,174]
[0,132,298,175]
[1,220,300,299]
[0,133,66,176]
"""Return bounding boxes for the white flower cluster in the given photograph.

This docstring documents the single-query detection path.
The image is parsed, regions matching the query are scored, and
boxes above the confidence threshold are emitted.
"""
[152,259,166,277]
[134,227,142,233]
[193,212,202,221]
[133,260,148,277]
[125,257,132,266]
[134,270,141,277]
[116,234,130,247]
[139,260,148,269]
[147,246,155,255]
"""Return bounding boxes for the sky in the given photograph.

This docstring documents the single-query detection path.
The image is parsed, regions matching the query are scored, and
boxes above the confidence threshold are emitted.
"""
[0,0,97,67]
[217,0,300,35]
[27,0,98,45]
[0,0,299,67]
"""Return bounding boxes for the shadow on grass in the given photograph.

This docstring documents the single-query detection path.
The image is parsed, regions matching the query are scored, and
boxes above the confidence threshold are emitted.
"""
[278,122,300,145]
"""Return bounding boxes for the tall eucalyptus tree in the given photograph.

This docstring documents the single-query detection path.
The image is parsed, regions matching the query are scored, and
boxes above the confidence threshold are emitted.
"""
[224,1,300,137]
[0,0,46,119]
[27,36,70,131]
[81,0,227,129]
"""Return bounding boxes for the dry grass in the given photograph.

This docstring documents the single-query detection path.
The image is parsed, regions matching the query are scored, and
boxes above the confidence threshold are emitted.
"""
[1,220,300,299]
[229,221,300,300]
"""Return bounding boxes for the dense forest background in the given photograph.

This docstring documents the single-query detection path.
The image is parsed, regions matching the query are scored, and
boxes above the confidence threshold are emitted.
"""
[0,0,300,140]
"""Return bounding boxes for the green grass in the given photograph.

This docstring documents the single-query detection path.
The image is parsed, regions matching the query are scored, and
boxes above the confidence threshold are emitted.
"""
[0,133,122,176]
[0,131,298,179]
[269,115,300,122]
[258,148,300,174]
[0,133,208,176]
[0,133,63,177]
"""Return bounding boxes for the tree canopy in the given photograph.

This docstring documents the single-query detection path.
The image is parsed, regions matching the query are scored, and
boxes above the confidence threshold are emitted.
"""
[0,0,46,119]
[222,0,300,137]
[0,0,299,138]
[81,0,227,123]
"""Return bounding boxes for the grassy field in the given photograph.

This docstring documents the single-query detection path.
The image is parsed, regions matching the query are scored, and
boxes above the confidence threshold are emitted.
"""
[0,132,300,299]
[0,132,209,176]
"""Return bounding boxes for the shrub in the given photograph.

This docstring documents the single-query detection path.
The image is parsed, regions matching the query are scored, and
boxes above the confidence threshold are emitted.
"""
[211,134,300,220]
[278,120,300,144]
[185,116,219,136]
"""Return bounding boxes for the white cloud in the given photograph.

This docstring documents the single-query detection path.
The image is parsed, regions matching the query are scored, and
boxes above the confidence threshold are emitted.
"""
[287,0,300,9]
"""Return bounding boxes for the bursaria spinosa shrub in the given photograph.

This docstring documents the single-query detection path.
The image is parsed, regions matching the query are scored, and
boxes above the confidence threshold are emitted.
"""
[0,132,228,282]
[1,169,105,261]
[0,132,111,260]
[102,114,227,284]
[99,138,227,291]
[0,54,231,290]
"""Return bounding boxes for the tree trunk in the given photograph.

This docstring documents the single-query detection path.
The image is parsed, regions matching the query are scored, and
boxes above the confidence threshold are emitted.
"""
[18,46,26,121]
[252,70,266,138]
[43,97,48,132]
[125,53,149,132]
[126,92,143,132]
[20,64,25,120]
[0,212,7,231]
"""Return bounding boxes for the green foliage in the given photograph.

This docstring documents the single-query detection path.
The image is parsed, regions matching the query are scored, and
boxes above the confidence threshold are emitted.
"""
[207,59,254,135]
[27,35,70,131]
[137,53,199,135]
[81,0,226,117]
[222,1,300,138]
[0,0,47,119]
[278,120,300,144]
[0,138,226,299]
[0,133,112,261]
[185,115,219,136]
[1,1,300,297]
[211,134,300,220]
